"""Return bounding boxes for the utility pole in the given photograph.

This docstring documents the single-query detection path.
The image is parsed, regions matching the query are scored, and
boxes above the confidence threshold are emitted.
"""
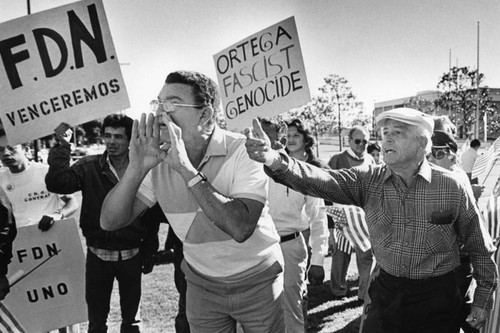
[475,22,481,141]
[27,0,41,162]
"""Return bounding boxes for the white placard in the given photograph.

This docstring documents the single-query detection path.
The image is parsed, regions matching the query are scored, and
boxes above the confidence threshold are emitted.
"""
[0,0,129,145]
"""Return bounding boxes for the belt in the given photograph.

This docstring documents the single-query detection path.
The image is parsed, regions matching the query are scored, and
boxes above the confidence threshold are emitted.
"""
[280,232,300,243]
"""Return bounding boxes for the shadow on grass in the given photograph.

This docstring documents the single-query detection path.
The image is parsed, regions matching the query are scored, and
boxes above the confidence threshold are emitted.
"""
[306,279,363,333]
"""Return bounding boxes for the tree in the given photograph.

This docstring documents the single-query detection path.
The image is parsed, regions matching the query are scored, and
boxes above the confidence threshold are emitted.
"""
[404,96,438,115]
[283,74,367,154]
[318,75,367,150]
[436,66,497,137]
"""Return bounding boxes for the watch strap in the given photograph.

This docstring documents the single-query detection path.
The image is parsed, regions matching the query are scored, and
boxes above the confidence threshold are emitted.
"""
[187,172,207,189]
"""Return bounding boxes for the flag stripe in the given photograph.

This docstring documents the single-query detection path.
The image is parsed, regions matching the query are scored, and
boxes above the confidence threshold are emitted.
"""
[0,303,26,333]
[342,206,371,252]
[472,137,500,179]
[484,196,500,241]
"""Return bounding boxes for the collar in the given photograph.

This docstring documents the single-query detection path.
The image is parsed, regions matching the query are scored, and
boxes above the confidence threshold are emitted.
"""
[203,126,228,158]
[346,148,365,160]
[382,159,432,184]
[98,150,109,168]
[105,153,119,179]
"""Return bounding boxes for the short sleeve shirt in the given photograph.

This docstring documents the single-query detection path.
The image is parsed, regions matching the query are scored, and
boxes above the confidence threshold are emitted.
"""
[140,126,282,279]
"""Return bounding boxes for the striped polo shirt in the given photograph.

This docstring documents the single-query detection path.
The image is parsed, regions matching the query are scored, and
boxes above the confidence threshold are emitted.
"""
[141,126,282,280]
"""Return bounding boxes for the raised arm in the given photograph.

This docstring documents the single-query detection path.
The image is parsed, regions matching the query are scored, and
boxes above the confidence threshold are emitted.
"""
[163,117,263,243]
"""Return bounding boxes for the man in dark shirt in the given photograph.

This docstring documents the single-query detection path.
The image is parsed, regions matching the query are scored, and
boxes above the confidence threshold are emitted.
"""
[45,115,160,333]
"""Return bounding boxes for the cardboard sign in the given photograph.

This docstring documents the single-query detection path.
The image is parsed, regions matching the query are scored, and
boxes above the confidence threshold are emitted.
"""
[3,218,86,332]
[0,0,129,146]
[213,16,310,129]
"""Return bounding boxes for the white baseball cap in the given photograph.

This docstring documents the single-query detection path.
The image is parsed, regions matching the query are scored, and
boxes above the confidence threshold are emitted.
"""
[375,108,434,134]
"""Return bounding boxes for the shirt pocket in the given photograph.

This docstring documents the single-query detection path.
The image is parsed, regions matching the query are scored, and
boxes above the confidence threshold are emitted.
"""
[425,222,456,254]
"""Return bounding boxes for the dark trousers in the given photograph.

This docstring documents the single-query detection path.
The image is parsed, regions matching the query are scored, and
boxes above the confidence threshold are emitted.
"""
[165,229,190,333]
[362,269,461,333]
[86,250,142,333]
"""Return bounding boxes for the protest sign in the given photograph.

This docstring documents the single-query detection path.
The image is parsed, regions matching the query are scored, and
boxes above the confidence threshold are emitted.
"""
[3,218,86,332]
[0,0,129,146]
[213,16,310,129]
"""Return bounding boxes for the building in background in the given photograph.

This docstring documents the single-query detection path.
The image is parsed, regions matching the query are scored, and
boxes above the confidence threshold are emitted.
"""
[373,88,500,140]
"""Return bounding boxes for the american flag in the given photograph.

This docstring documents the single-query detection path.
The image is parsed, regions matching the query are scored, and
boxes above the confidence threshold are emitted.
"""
[472,137,500,180]
[0,303,26,333]
[325,204,371,252]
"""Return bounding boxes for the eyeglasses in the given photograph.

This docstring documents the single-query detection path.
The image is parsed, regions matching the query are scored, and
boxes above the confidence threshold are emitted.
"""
[354,139,368,145]
[431,148,451,160]
[150,99,205,113]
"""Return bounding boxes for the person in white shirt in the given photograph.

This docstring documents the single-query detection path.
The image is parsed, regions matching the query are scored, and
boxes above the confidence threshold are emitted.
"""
[0,143,79,333]
[461,139,481,185]
[260,118,328,332]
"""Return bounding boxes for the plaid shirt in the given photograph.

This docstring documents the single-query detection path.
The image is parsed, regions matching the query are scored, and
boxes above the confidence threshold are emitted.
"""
[267,153,497,309]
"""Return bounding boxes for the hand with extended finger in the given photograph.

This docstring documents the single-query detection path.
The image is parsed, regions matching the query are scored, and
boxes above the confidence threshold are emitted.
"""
[244,118,278,166]
[129,113,168,173]
[54,122,73,144]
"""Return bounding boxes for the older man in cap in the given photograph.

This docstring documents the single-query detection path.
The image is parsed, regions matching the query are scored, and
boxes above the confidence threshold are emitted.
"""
[245,107,497,333]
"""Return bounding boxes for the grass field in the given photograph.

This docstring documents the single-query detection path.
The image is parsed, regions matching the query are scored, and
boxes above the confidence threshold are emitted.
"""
[75,223,362,333]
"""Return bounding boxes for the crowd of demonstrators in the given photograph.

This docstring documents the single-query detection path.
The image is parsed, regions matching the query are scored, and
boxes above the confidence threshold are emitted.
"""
[327,126,374,302]
[259,117,328,332]
[45,114,161,333]
[1,69,498,333]
[0,143,79,333]
[245,107,497,332]
[100,71,285,333]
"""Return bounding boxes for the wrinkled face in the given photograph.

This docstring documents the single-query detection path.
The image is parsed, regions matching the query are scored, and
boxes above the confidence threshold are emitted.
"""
[381,120,422,168]
[0,145,27,169]
[349,130,369,157]
[103,127,129,158]
[156,83,204,144]
[286,126,305,153]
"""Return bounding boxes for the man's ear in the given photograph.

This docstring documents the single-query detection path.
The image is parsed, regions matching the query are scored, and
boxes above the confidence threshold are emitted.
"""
[200,106,214,125]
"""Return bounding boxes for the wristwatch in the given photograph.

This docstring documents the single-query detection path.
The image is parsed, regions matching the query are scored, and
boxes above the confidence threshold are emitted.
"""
[187,172,207,189]
[53,209,64,220]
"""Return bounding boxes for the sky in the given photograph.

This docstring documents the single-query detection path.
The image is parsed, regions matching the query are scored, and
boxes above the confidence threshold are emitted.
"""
[1,0,500,120]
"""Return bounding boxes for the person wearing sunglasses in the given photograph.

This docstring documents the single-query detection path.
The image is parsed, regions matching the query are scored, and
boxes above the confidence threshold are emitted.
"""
[101,71,285,332]
[327,126,374,303]
[428,130,485,333]
[245,107,497,332]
